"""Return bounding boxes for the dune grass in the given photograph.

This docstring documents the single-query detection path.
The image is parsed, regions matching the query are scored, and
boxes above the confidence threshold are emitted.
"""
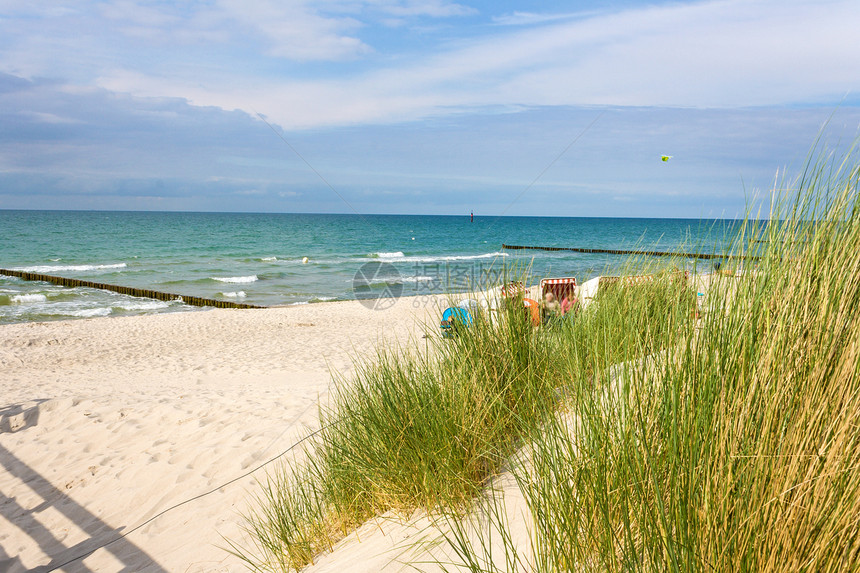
[234,268,694,571]
[235,145,858,572]
[440,146,860,572]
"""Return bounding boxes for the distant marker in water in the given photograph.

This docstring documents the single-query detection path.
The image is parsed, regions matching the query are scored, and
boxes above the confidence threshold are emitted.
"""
[661,155,673,162]
[411,237,415,241]
[302,256,309,264]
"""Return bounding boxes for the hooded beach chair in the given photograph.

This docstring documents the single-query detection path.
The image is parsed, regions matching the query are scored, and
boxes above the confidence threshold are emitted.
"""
[540,277,578,316]
[598,269,689,292]
[440,306,473,338]
[540,277,577,302]
[500,281,526,298]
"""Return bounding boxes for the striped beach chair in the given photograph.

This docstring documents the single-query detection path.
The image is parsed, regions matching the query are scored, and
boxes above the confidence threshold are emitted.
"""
[539,277,577,302]
[500,280,526,298]
[598,269,689,290]
[540,277,579,320]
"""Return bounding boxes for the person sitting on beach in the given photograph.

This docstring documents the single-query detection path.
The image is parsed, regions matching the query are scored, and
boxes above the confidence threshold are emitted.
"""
[560,293,577,316]
[542,291,560,323]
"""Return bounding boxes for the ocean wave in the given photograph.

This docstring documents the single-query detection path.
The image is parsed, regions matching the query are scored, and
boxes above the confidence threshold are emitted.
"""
[69,307,112,318]
[416,251,509,263]
[397,275,436,284]
[12,294,48,303]
[212,275,258,284]
[354,275,450,287]
[260,256,278,261]
[15,263,128,273]
[221,291,247,298]
[116,300,171,311]
[371,251,405,259]
[369,252,509,264]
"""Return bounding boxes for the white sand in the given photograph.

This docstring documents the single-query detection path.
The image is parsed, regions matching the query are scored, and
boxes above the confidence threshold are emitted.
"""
[0,297,451,572]
[2,275,718,572]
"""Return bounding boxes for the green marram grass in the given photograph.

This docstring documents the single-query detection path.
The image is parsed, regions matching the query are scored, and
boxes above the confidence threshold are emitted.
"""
[233,269,694,571]
[441,144,860,572]
[234,143,859,572]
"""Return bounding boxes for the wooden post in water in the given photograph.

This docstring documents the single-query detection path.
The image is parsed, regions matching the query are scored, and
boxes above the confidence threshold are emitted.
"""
[500,244,754,260]
[0,269,266,310]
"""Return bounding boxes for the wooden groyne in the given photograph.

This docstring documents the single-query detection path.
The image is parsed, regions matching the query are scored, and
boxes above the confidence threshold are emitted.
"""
[0,269,266,309]
[501,244,755,260]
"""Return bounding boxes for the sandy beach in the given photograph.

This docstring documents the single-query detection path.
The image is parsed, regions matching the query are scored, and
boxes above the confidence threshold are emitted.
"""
[0,296,450,572]
[1,277,716,573]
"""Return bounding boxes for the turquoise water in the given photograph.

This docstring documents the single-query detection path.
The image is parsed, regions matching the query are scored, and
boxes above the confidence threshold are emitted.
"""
[0,210,734,324]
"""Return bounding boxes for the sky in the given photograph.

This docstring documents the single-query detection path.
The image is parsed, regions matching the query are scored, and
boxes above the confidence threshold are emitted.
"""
[1,0,859,218]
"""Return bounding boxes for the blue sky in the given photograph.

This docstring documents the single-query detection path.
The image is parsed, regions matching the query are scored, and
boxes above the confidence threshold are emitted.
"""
[1,0,858,217]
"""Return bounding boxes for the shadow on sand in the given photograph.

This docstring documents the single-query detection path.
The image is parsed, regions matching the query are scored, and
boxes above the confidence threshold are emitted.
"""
[0,406,169,573]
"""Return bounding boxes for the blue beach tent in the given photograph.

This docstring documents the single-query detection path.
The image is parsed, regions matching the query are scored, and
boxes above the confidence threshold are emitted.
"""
[440,306,473,337]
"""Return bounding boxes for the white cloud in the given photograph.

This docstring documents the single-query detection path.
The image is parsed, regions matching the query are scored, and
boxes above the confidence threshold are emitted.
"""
[208,0,371,61]
[0,1,78,18]
[367,0,475,18]
[490,10,593,26]
[408,0,860,106]
[101,0,859,129]
[99,0,180,28]
[2,0,859,130]
[19,110,83,124]
[92,0,473,61]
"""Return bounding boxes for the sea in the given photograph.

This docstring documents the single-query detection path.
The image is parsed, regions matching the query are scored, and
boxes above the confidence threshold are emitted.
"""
[0,210,736,325]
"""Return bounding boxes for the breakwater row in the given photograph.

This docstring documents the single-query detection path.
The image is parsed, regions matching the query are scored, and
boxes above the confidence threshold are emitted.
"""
[500,244,752,260]
[0,269,266,310]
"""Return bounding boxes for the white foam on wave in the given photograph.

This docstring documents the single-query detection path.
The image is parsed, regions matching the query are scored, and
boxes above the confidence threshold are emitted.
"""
[416,251,509,263]
[353,274,432,286]
[16,263,127,273]
[12,294,48,303]
[69,307,112,318]
[212,275,258,284]
[261,257,278,261]
[370,252,508,264]
[372,252,405,259]
[222,291,247,298]
[116,300,171,311]
[397,275,436,284]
